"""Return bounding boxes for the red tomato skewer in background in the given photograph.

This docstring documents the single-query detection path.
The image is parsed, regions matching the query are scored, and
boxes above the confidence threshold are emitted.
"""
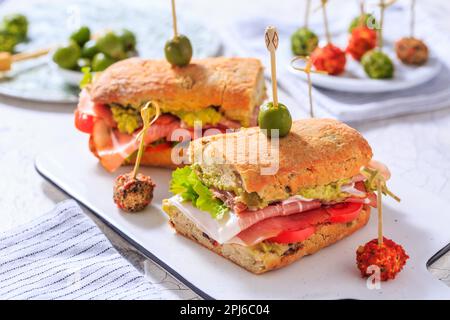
[311,0,346,75]
[347,26,377,61]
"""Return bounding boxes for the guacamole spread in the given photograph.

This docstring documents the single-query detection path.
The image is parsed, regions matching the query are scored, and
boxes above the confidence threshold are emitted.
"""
[166,107,222,127]
[110,105,142,134]
[297,179,351,202]
[110,103,223,134]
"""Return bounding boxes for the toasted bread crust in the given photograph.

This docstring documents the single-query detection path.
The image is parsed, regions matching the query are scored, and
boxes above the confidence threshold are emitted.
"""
[163,201,371,274]
[190,119,373,202]
[88,57,266,126]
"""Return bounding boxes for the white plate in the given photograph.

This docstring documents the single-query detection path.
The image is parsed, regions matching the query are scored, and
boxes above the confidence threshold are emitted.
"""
[35,137,450,299]
[287,45,442,93]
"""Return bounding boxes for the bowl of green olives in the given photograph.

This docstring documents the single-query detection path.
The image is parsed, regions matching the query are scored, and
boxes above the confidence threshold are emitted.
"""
[52,26,137,86]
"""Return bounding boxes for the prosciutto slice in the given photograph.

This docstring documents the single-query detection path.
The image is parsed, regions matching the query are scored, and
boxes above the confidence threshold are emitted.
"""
[91,115,181,172]
[237,207,330,246]
[237,197,322,231]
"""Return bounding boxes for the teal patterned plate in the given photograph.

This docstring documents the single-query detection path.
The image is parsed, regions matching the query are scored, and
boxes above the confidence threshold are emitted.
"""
[0,0,221,103]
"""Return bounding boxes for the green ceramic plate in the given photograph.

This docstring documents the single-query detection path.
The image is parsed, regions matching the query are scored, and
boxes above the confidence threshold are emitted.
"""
[0,0,221,103]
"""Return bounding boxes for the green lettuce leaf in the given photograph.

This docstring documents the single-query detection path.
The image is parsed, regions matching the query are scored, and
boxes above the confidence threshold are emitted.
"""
[170,166,228,220]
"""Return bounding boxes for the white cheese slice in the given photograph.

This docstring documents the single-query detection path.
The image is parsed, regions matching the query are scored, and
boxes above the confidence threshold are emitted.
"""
[167,195,242,244]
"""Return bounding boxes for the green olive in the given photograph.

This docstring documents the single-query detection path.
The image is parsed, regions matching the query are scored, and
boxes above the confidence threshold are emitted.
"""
[2,13,28,41]
[52,42,81,69]
[258,102,292,138]
[0,30,18,52]
[96,31,125,59]
[164,34,193,67]
[77,57,91,69]
[81,39,99,59]
[70,26,91,47]
[91,52,115,72]
[117,28,136,51]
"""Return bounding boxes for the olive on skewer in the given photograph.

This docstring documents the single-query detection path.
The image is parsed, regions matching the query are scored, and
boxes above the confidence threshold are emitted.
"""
[164,0,193,67]
[259,26,292,138]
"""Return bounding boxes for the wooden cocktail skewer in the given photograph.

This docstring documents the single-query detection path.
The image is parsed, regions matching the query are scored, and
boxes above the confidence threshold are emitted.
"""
[265,26,279,108]
[171,0,178,38]
[0,47,51,72]
[359,0,366,26]
[291,56,327,118]
[410,0,416,38]
[376,176,384,246]
[304,0,312,29]
[132,101,161,179]
[378,0,397,51]
[319,0,332,44]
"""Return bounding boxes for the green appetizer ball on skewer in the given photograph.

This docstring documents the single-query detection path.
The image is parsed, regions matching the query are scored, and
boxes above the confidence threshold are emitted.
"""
[361,50,394,79]
[164,34,193,67]
[348,13,377,33]
[291,27,319,56]
[258,102,292,138]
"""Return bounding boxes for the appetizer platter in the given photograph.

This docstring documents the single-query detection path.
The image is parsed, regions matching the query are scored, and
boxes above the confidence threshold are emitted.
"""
[35,20,450,299]
[0,0,220,103]
[288,0,442,93]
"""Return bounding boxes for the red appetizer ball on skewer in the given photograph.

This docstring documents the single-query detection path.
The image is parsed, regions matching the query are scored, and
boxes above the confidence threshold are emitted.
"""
[356,237,409,281]
[311,0,346,76]
[311,43,346,76]
[347,26,377,61]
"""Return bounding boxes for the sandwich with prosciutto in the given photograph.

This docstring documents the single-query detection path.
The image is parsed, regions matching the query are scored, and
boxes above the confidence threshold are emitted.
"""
[74,57,266,172]
[163,118,392,274]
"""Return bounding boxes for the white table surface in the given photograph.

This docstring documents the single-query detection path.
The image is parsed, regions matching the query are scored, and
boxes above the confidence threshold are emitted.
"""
[1,0,450,299]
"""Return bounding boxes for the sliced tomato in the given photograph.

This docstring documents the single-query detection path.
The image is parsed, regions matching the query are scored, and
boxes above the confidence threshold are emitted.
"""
[74,109,95,134]
[326,202,363,223]
[326,202,363,216]
[269,226,315,244]
[145,141,172,153]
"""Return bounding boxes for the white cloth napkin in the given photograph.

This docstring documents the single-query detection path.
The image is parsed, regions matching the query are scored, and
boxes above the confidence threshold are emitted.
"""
[0,200,195,300]
[218,1,450,123]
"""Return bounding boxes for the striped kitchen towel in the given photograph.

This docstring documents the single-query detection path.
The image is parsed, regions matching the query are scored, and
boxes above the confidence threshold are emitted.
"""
[0,200,196,300]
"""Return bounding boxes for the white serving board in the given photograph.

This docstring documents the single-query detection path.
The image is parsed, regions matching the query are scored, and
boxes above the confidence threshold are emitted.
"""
[35,139,450,300]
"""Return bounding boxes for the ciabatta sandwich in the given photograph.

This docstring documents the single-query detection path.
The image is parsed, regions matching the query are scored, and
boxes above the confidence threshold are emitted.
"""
[75,57,266,172]
[163,119,391,274]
